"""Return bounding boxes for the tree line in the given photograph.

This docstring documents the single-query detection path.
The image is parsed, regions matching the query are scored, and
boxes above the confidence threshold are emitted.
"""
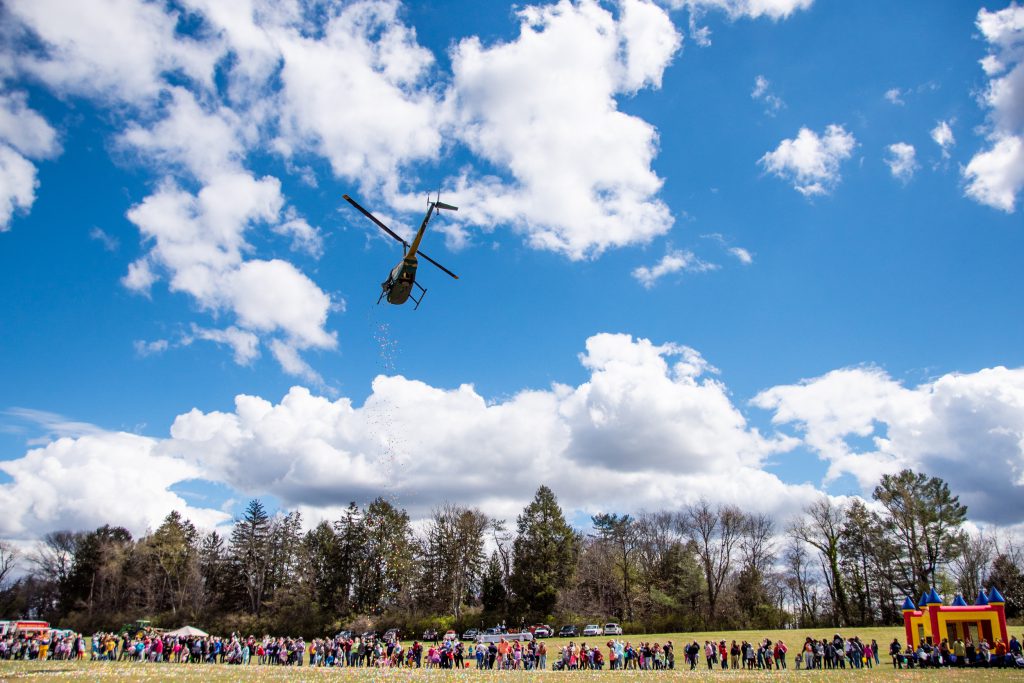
[0,469,1020,637]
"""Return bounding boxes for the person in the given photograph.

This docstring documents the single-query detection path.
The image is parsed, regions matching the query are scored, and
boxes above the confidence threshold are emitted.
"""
[890,638,903,668]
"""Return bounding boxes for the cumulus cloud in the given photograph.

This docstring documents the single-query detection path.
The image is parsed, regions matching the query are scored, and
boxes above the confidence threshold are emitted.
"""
[964,4,1024,212]
[443,0,680,259]
[752,365,1024,525]
[759,124,857,196]
[751,74,785,115]
[885,142,918,183]
[123,173,336,375]
[0,334,822,537]
[0,91,60,230]
[7,0,219,104]
[0,432,230,538]
[632,248,717,288]
[931,120,956,158]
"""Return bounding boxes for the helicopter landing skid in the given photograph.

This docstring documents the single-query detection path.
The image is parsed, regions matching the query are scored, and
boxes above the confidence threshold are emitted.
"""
[410,281,427,310]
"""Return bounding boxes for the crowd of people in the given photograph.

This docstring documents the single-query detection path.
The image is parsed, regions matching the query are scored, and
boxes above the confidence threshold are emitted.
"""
[888,634,1024,669]
[0,627,1022,670]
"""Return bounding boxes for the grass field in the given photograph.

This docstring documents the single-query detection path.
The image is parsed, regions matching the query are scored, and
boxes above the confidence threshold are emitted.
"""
[2,625,1023,681]
[1,660,1023,682]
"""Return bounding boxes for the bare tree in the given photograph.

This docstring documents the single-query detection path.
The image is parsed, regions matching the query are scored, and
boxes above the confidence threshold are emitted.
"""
[681,500,745,627]
[0,541,20,589]
[789,498,850,626]
[741,513,776,573]
[951,531,995,601]
[783,538,819,626]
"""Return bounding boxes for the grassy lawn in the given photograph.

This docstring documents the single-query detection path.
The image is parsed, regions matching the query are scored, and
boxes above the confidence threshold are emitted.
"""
[2,625,1022,681]
[0,660,1023,682]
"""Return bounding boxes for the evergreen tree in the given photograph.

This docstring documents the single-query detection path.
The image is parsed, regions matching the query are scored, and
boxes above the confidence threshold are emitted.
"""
[332,502,363,615]
[228,499,272,615]
[481,551,507,614]
[510,485,579,618]
[873,469,968,596]
[987,552,1024,618]
[355,497,415,613]
[143,510,200,617]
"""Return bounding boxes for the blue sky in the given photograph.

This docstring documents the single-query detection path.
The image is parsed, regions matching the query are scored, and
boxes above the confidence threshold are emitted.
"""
[1,0,1023,540]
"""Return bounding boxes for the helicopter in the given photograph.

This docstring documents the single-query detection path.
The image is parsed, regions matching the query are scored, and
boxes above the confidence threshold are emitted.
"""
[343,193,459,309]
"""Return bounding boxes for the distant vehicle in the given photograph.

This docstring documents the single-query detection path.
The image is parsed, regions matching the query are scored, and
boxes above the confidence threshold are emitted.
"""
[443,629,459,641]
[603,623,623,636]
[558,625,578,638]
[384,628,400,643]
[336,630,352,640]
[361,630,378,640]
[422,628,438,641]
[2,620,50,638]
[462,628,479,641]
[531,624,553,638]
[582,624,602,637]
[118,619,153,638]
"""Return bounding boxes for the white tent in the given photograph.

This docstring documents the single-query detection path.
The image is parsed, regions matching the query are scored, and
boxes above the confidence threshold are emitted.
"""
[164,625,209,637]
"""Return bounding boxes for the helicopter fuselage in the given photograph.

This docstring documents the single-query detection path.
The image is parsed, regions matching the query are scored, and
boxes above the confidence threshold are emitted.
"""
[384,256,418,305]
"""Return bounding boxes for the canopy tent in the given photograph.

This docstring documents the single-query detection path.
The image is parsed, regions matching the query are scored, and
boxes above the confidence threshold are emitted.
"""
[164,625,209,637]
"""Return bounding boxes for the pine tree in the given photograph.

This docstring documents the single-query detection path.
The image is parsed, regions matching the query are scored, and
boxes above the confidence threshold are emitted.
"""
[481,551,507,614]
[229,499,272,615]
[873,469,968,596]
[510,485,579,619]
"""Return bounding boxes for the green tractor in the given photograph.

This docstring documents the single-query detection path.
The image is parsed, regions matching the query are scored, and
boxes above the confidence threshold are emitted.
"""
[118,619,155,639]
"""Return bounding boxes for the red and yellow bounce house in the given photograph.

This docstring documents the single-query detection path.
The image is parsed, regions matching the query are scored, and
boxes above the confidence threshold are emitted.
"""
[901,587,1009,648]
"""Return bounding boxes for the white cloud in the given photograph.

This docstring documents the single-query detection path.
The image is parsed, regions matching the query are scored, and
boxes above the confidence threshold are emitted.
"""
[272,0,442,188]
[759,124,857,196]
[632,248,717,288]
[931,120,956,158]
[0,432,230,539]
[964,5,1024,213]
[188,326,260,365]
[0,146,39,231]
[13,333,1024,535]
[89,226,119,251]
[753,364,1024,525]
[443,0,680,259]
[729,246,753,264]
[668,0,814,21]
[884,87,904,105]
[0,334,820,537]
[123,173,337,375]
[118,87,248,182]
[964,136,1024,212]
[751,74,785,115]
[133,339,169,357]
[7,0,219,105]
[885,142,918,183]
[0,91,60,230]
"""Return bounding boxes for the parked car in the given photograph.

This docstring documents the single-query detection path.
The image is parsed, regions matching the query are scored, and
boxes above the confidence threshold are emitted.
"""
[361,630,378,640]
[384,628,401,643]
[603,623,623,636]
[462,628,479,641]
[582,624,602,637]
[443,629,459,641]
[336,630,352,640]
[531,624,553,638]
[558,625,578,638]
[422,628,438,641]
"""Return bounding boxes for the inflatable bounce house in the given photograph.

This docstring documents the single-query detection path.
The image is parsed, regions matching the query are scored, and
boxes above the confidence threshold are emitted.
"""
[901,587,1009,647]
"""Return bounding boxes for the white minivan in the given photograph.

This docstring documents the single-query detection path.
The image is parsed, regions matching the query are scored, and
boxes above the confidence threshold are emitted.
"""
[603,623,623,636]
